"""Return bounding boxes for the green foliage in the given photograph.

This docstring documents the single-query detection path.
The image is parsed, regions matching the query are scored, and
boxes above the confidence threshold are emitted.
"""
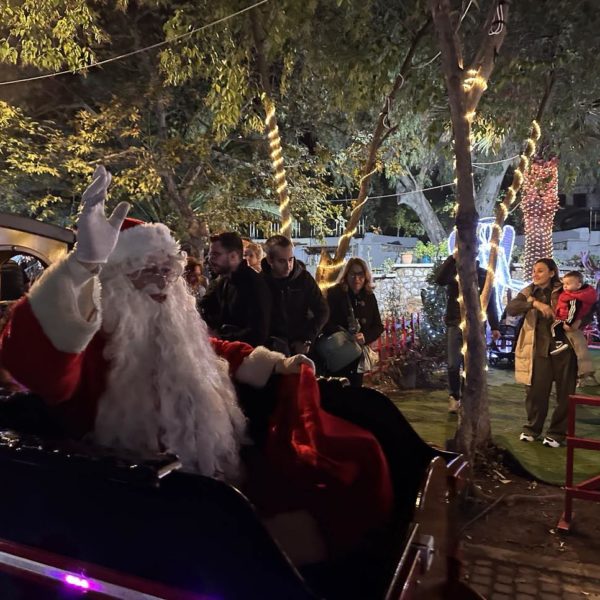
[413,240,446,261]
[419,265,447,360]
[381,257,396,274]
[480,0,600,184]
[392,206,425,236]
[0,0,106,70]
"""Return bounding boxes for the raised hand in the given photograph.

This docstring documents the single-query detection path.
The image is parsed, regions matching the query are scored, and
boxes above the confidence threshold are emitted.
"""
[74,165,130,264]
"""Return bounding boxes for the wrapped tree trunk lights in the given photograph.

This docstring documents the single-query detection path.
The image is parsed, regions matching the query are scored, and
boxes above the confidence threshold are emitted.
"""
[521,158,559,276]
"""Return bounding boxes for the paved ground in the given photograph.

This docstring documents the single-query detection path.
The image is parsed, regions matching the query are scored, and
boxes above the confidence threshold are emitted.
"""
[464,543,600,599]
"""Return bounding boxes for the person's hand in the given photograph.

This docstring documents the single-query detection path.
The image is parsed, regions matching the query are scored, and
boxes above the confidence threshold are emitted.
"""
[291,341,311,355]
[491,329,501,341]
[274,354,315,375]
[354,332,365,345]
[533,300,554,319]
[74,165,130,264]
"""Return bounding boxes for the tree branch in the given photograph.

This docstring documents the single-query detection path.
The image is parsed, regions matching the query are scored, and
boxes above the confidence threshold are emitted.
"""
[317,16,433,284]
[536,69,557,123]
[466,0,511,112]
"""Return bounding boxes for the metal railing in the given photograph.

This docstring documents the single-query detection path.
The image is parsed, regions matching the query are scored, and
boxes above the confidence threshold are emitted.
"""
[557,394,600,532]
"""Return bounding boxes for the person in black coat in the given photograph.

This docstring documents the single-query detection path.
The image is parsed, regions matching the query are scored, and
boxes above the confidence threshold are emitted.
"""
[322,258,383,387]
[435,254,500,413]
[200,232,271,347]
[261,235,329,356]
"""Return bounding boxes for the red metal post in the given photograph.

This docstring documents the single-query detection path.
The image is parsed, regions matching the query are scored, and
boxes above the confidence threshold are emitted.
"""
[558,394,600,532]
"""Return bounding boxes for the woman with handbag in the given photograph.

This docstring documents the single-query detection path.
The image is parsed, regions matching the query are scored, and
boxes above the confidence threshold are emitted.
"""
[319,258,384,386]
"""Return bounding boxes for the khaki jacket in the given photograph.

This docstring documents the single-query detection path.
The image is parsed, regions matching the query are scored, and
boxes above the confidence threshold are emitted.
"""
[513,282,591,385]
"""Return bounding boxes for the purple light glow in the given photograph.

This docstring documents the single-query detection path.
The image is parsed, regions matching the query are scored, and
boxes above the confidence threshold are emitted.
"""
[64,574,90,589]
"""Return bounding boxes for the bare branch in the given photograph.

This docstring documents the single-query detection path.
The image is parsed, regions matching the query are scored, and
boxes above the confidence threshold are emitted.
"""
[317,16,433,285]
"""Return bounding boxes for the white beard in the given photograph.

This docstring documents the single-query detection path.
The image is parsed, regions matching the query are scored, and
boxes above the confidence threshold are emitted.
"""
[92,272,247,480]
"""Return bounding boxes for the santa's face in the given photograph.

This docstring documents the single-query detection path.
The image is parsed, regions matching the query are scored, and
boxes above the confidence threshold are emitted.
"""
[127,257,183,303]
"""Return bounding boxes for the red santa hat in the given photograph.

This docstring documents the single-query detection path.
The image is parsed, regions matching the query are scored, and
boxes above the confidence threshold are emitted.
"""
[104,217,180,276]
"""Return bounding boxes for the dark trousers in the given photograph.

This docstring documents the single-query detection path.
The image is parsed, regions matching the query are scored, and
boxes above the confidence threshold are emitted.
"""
[523,348,577,442]
[446,325,463,399]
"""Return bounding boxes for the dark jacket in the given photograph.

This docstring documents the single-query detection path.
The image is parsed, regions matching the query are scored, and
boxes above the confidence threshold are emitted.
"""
[324,283,384,345]
[435,255,500,330]
[200,260,271,347]
[260,257,329,349]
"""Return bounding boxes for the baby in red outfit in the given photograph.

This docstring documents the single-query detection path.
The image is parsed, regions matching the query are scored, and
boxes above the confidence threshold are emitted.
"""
[551,271,597,355]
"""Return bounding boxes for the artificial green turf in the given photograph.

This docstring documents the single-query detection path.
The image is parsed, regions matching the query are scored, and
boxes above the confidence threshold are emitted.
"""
[383,351,600,486]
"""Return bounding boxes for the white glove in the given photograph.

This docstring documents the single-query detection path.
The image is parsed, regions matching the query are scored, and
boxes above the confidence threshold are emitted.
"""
[74,165,130,264]
[274,354,315,375]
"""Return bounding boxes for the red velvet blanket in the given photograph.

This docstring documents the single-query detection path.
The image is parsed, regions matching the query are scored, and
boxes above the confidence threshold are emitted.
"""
[266,366,394,551]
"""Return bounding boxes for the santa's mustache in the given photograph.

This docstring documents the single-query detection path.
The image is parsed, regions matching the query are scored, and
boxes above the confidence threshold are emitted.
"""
[139,283,167,296]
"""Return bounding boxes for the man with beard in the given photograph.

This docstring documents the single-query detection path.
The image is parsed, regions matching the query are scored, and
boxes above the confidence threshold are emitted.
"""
[0,166,310,480]
[261,235,329,356]
[200,232,271,347]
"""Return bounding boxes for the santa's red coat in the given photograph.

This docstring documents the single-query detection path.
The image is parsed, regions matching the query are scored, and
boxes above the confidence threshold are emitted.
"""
[0,297,254,437]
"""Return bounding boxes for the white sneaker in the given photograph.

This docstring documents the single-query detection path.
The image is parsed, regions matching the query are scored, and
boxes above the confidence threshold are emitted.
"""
[542,436,561,448]
[519,432,535,442]
[448,396,460,414]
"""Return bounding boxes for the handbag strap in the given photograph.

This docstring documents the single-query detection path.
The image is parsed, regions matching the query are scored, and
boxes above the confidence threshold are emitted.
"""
[346,292,360,332]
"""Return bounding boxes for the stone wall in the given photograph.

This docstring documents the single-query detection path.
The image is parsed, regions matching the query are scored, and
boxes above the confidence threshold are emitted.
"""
[373,264,435,316]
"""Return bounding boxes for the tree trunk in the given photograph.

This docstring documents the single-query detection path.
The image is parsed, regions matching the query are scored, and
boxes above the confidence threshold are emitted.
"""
[396,178,447,243]
[430,0,510,460]
[521,158,560,275]
[475,161,511,217]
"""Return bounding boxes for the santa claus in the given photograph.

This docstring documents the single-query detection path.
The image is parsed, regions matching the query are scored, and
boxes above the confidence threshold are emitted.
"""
[0,166,312,480]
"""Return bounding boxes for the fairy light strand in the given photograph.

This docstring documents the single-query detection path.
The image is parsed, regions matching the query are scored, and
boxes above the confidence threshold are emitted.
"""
[455,64,494,373]
[480,119,541,309]
[317,167,379,290]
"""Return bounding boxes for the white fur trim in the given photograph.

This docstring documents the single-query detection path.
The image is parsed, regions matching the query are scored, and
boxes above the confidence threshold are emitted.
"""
[235,346,285,388]
[28,253,102,353]
[105,223,179,275]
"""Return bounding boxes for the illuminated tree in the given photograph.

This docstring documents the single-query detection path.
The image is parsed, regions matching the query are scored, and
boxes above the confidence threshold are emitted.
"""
[430,0,510,458]
[521,158,559,275]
